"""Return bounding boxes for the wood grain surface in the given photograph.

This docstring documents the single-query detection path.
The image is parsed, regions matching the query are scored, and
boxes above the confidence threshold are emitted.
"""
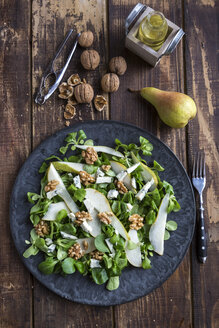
[0,0,218,327]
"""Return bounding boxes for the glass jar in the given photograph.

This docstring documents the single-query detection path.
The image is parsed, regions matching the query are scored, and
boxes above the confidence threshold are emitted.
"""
[137,11,168,51]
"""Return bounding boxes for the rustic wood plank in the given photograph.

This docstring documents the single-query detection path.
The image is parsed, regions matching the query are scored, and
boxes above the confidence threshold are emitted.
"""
[0,1,32,327]
[32,1,113,326]
[184,0,219,327]
[32,0,109,148]
[108,1,192,327]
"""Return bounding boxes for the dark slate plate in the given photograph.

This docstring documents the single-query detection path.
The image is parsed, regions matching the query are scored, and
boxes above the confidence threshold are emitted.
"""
[10,120,196,306]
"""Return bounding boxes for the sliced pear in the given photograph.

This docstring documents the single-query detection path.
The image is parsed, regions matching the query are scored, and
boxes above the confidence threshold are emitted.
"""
[77,237,96,254]
[47,163,79,213]
[149,193,170,255]
[75,145,124,158]
[52,161,84,173]
[43,202,69,221]
[110,161,135,191]
[84,199,102,237]
[125,229,142,267]
[131,152,158,190]
[85,188,130,240]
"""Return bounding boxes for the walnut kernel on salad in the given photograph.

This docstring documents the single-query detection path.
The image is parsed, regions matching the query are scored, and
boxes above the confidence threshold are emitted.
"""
[23,130,180,291]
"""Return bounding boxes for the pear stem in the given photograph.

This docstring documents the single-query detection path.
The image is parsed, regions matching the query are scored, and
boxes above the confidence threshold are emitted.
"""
[128,88,140,93]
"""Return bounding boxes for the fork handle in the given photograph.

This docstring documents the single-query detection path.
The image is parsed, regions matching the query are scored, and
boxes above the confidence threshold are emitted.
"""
[198,194,207,263]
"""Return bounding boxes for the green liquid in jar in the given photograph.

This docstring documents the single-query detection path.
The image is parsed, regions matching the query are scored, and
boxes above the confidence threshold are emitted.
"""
[137,11,168,51]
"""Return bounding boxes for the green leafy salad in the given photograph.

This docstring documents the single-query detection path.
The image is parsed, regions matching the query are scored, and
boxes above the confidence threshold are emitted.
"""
[23,130,180,291]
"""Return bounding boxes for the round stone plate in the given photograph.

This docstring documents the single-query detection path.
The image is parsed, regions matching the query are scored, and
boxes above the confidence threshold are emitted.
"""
[10,120,196,306]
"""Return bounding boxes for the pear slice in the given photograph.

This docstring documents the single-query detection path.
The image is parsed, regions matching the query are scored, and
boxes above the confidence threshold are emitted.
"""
[43,202,69,221]
[52,161,84,173]
[47,163,79,213]
[85,188,130,240]
[125,229,142,267]
[75,145,124,158]
[149,193,170,255]
[110,161,135,191]
[131,152,158,190]
[83,199,102,237]
[77,237,96,254]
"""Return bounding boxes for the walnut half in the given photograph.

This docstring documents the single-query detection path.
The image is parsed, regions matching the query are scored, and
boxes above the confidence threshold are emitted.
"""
[94,95,107,112]
[129,214,144,231]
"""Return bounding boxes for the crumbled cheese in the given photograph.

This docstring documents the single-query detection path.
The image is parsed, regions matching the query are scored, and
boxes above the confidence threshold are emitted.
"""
[96,167,105,178]
[60,231,77,240]
[105,238,115,256]
[126,163,140,174]
[126,203,133,212]
[115,229,119,235]
[96,176,112,184]
[47,244,56,253]
[131,177,137,189]
[45,238,53,246]
[90,259,101,268]
[135,179,154,201]
[68,173,73,178]
[73,175,81,189]
[68,212,76,222]
[116,170,127,181]
[81,220,92,233]
[46,189,59,199]
[107,189,119,199]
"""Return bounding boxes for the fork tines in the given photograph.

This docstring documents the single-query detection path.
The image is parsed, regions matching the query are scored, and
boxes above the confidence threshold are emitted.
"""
[192,152,206,178]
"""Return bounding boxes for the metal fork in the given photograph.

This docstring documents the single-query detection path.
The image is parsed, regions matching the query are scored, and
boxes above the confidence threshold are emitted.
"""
[192,152,207,263]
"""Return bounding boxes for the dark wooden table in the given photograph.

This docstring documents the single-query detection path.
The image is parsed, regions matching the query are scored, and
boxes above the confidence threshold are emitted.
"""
[1,1,218,327]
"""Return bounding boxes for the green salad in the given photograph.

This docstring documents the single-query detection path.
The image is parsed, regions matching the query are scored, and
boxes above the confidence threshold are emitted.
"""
[23,130,180,291]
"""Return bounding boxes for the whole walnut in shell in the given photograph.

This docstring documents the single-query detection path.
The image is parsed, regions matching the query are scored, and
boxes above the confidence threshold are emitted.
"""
[109,56,127,76]
[80,50,100,70]
[101,73,120,93]
[78,31,94,48]
[74,83,94,103]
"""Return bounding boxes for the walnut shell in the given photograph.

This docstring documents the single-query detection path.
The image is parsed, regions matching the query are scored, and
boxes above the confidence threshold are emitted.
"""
[101,73,120,93]
[74,83,94,103]
[67,74,81,86]
[58,82,74,99]
[94,95,107,111]
[78,31,94,48]
[109,56,127,76]
[80,50,100,70]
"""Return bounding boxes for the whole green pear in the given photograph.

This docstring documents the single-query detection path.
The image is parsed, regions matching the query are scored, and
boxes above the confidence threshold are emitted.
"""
[139,87,197,128]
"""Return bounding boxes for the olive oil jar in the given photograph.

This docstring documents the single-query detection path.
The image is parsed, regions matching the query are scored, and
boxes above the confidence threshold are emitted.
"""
[125,3,185,67]
[137,11,168,51]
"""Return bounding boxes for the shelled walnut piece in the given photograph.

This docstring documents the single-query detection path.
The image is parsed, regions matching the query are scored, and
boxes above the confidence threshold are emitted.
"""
[94,95,107,111]
[129,214,144,231]
[116,180,128,194]
[83,240,88,250]
[58,82,74,99]
[81,147,98,164]
[90,250,104,260]
[79,170,95,185]
[101,164,111,172]
[68,243,84,260]
[75,211,93,225]
[44,180,59,192]
[35,220,49,237]
[98,212,113,225]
